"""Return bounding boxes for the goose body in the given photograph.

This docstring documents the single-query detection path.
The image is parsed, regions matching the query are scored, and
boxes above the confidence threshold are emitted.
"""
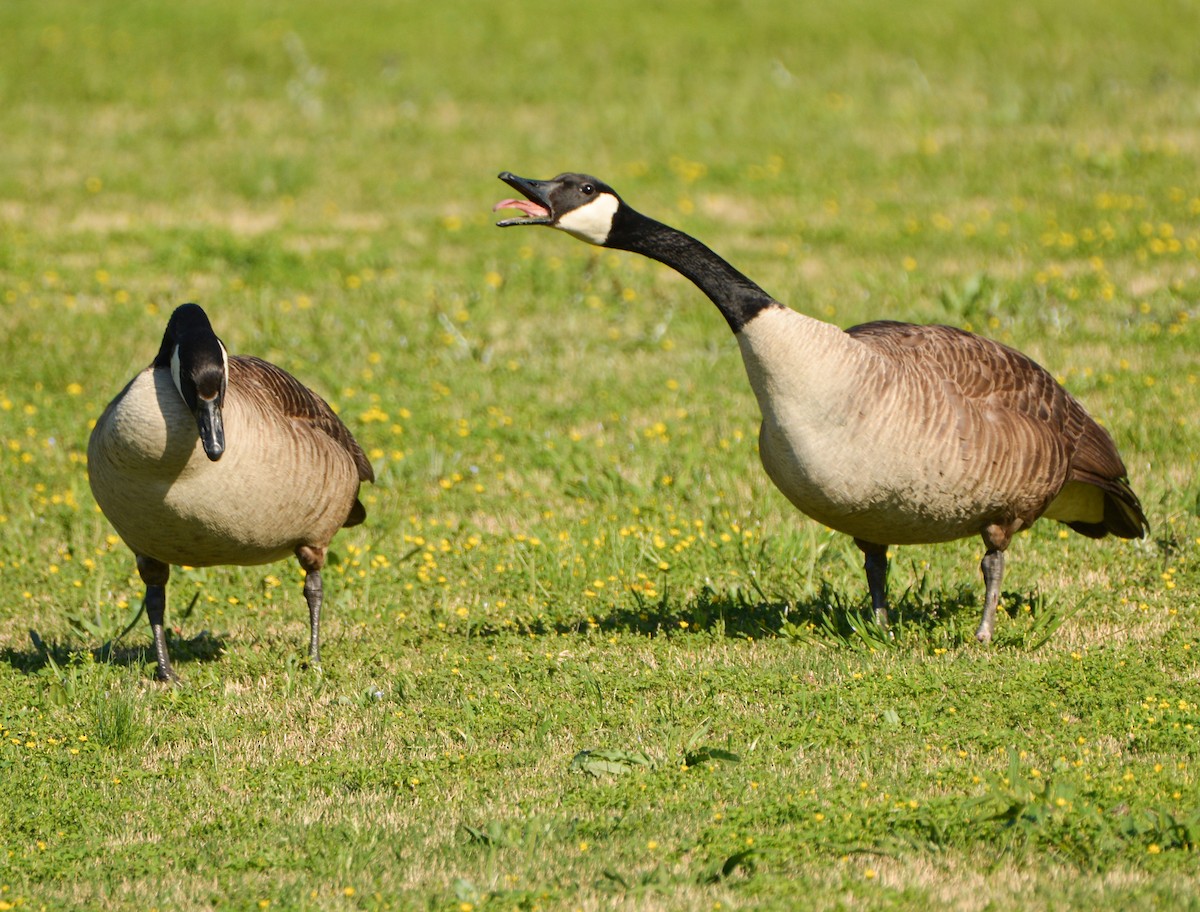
[88,303,373,680]
[740,312,1141,545]
[494,172,1147,642]
[91,359,367,566]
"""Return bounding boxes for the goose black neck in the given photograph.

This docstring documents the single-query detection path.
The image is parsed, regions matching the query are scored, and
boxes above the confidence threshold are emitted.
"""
[605,207,776,333]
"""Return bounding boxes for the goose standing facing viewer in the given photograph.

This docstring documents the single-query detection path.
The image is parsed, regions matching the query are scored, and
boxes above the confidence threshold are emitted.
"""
[88,303,374,681]
[494,171,1147,642]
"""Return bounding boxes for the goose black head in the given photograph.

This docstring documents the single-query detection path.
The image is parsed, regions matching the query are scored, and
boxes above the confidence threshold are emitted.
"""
[154,303,229,461]
[494,172,625,246]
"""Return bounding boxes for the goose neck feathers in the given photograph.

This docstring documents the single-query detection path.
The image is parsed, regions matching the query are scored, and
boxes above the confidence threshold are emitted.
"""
[606,212,778,333]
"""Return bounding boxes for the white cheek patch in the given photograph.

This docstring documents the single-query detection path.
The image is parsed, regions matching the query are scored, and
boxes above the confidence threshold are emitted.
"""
[555,193,620,246]
[170,345,183,399]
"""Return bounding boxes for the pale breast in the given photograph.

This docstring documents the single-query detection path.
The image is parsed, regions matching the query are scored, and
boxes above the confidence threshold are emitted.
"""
[89,370,196,476]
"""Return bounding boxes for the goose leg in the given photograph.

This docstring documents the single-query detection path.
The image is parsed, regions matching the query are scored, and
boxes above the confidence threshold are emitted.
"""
[855,539,890,628]
[976,524,1014,644]
[136,555,178,683]
[295,545,327,668]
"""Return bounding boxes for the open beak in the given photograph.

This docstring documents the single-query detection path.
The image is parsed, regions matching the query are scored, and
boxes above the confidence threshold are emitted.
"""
[194,396,225,461]
[493,172,554,226]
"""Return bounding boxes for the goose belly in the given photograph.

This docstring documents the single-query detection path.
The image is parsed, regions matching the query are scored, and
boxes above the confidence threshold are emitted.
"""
[89,373,357,567]
[154,460,353,566]
[757,409,1021,546]
[93,473,308,567]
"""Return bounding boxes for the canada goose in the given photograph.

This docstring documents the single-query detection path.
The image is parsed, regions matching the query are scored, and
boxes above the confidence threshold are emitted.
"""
[88,303,374,681]
[494,172,1148,642]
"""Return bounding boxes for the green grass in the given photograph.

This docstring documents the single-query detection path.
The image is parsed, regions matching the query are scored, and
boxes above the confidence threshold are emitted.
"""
[2,0,1199,908]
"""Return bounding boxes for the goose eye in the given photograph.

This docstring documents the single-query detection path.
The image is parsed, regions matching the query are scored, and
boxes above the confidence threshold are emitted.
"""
[581,184,595,196]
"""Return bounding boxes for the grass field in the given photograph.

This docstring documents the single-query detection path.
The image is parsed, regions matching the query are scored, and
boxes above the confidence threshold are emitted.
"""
[1,0,1198,908]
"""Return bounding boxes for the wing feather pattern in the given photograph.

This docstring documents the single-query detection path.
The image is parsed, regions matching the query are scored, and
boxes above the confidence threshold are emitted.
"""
[230,356,375,526]
[846,321,1147,539]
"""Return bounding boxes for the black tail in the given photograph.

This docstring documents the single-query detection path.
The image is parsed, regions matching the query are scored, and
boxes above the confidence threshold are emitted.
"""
[1065,477,1148,540]
[343,496,367,528]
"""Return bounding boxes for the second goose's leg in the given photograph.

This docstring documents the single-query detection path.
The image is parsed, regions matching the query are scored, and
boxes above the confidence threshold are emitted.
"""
[855,539,890,628]
[975,524,1014,644]
[295,545,327,667]
[136,555,178,683]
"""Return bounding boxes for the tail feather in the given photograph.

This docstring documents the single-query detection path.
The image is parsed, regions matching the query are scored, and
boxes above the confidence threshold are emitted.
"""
[1063,472,1148,540]
[1102,482,1149,539]
[1060,393,1148,540]
[343,496,367,528]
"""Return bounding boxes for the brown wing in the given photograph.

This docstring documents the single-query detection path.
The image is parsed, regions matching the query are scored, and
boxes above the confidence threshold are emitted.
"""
[229,355,376,486]
[847,321,1147,538]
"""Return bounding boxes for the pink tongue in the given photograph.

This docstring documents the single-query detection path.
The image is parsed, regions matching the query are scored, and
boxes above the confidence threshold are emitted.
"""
[493,198,550,218]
